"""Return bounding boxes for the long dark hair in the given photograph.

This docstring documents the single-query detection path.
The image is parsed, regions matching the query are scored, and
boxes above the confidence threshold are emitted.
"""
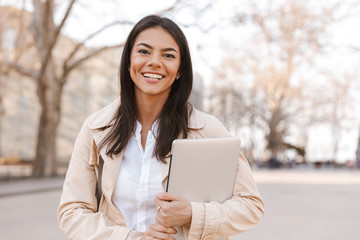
[98,15,193,162]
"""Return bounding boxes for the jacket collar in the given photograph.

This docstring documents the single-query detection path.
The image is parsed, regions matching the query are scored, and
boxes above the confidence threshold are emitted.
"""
[88,97,120,130]
[188,108,205,129]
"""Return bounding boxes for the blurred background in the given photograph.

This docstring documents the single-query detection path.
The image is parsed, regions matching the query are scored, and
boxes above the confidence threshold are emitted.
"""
[0,0,359,239]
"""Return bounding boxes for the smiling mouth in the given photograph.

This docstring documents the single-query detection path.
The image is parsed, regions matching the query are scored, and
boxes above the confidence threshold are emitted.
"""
[142,73,164,80]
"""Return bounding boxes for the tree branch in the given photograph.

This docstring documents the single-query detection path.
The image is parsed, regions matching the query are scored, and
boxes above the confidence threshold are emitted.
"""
[40,0,76,79]
[64,20,133,68]
[2,60,38,79]
[163,0,223,33]
[63,43,124,78]
[158,0,183,15]
[50,0,76,50]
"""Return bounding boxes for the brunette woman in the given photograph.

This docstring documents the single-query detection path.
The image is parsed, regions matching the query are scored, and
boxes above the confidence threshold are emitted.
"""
[58,15,264,240]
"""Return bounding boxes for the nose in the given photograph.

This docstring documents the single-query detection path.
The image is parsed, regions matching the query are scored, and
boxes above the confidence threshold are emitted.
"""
[148,53,161,68]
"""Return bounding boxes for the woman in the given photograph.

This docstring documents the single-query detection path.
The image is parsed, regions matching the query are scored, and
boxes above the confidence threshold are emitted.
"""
[57,15,264,240]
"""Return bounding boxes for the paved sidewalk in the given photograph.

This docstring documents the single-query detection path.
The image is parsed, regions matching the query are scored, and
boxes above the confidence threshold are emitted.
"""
[0,176,65,197]
[233,182,360,240]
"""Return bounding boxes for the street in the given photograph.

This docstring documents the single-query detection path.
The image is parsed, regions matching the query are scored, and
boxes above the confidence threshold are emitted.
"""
[0,170,359,240]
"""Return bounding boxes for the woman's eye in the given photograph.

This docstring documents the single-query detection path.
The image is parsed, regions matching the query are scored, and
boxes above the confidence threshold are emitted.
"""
[164,53,175,59]
[138,49,149,54]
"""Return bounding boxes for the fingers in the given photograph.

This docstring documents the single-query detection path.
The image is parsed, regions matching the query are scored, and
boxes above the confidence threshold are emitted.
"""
[155,212,169,227]
[151,224,177,234]
[142,224,176,240]
[156,192,180,202]
[155,198,170,213]
[142,231,175,240]
[155,199,172,227]
[155,192,192,227]
[155,192,182,215]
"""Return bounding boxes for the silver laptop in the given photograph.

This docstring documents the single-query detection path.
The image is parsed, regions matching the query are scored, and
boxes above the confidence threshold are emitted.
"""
[166,137,240,203]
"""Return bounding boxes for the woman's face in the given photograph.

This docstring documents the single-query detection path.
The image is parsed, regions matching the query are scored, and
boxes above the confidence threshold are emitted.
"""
[130,27,181,101]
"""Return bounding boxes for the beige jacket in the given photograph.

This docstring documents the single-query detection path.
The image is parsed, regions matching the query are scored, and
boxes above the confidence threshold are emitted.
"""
[57,98,264,240]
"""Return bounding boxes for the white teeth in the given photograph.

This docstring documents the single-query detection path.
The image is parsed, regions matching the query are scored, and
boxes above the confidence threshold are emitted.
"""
[143,73,163,79]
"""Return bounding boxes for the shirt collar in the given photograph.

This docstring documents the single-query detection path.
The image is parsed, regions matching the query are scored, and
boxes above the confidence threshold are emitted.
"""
[135,119,159,138]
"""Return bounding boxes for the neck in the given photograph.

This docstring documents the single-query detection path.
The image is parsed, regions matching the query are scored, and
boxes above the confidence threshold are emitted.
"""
[136,93,168,128]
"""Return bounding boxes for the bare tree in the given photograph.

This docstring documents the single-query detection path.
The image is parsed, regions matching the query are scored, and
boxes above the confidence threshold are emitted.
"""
[208,0,338,161]
[249,0,339,158]
[1,0,184,177]
[326,74,357,162]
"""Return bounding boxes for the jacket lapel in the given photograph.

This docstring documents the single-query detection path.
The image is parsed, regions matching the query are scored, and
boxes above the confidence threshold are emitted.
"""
[88,98,123,198]
[92,128,124,199]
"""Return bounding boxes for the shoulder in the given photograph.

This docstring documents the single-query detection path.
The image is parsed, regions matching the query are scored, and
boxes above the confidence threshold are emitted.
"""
[189,108,231,138]
[85,97,120,130]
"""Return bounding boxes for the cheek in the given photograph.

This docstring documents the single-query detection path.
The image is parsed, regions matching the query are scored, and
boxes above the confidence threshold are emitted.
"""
[129,70,136,83]
[130,57,141,70]
[130,52,145,68]
[129,60,144,80]
[169,62,181,76]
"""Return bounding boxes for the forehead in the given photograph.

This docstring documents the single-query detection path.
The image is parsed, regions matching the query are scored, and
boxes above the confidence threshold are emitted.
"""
[133,27,180,51]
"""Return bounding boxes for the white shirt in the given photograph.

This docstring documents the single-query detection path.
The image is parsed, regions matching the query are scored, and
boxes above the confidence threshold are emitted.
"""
[112,120,164,232]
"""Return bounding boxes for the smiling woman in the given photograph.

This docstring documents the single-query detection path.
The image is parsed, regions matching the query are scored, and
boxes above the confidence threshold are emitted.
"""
[57,15,264,240]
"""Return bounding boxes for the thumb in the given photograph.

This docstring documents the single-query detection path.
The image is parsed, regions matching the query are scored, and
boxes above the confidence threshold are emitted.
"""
[156,192,180,202]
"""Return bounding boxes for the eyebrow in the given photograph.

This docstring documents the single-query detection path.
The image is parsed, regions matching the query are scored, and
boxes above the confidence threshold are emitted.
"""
[137,43,178,53]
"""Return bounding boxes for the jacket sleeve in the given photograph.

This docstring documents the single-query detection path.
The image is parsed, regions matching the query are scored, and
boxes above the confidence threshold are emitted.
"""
[184,114,265,240]
[57,117,142,240]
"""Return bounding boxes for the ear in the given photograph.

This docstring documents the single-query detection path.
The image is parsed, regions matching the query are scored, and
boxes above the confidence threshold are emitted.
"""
[176,73,181,80]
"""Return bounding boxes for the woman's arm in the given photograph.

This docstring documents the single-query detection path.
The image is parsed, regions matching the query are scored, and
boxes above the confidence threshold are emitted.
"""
[57,117,137,240]
[156,111,264,240]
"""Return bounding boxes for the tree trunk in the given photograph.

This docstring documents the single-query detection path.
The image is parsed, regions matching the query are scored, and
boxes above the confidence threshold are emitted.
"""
[356,126,360,167]
[267,107,283,157]
[30,0,59,177]
[0,73,7,158]
[32,59,62,177]
[0,92,3,157]
[32,91,62,177]
[32,109,59,177]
